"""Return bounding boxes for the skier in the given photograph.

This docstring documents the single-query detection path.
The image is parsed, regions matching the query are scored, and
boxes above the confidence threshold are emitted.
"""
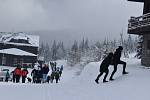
[95,52,114,83]
[21,68,28,83]
[109,46,128,81]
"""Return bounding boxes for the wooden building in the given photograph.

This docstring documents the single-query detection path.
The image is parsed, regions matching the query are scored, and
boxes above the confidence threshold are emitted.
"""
[0,32,39,67]
[128,0,150,66]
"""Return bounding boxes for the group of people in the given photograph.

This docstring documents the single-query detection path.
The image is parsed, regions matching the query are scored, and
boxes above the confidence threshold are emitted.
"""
[49,62,63,83]
[3,62,64,84]
[95,46,128,84]
[31,63,49,84]
[4,65,29,83]
[31,62,63,84]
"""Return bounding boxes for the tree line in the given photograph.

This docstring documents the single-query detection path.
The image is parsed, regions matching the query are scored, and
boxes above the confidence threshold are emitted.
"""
[38,34,139,67]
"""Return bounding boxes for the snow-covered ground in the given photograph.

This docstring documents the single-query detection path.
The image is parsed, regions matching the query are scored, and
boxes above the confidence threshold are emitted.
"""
[0,56,150,100]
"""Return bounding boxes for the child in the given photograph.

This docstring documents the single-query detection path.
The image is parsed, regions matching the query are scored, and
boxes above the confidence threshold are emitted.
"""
[95,52,113,83]
[5,71,10,82]
[55,70,60,83]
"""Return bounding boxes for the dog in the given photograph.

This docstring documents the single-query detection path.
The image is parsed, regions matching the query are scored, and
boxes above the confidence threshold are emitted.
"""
[27,77,32,83]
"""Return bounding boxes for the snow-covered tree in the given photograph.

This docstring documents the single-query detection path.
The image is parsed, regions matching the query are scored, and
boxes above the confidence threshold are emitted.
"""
[38,42,45,61]
[56,42,66,60]
[51,40,57,61]
[84,38,89,51]
[79,38,85,53]
[44,43,51,62]
[67,40,80,66]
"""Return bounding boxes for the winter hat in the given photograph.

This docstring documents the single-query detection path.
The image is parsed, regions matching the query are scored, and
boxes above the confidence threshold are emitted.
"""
[118,46,123,50]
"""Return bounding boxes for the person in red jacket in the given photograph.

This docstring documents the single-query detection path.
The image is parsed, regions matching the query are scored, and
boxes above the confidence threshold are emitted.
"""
[21,68,28,83]
[14,65,22,83]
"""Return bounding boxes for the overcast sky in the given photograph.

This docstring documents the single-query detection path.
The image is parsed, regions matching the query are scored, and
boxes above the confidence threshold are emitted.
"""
[0,0,143,44]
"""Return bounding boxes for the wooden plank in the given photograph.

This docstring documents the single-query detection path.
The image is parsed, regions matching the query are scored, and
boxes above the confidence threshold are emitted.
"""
[128,25,150,34]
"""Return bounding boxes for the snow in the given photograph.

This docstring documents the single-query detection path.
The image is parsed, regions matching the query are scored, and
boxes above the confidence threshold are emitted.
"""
[0,56,150,100]
[0,32,39,47]
[0,48,37,56]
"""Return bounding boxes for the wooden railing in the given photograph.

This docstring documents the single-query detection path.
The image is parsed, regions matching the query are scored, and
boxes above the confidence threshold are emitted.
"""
[128,13,150,30]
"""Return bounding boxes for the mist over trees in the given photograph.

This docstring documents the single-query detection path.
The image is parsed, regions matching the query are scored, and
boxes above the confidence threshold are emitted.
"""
[38,35,138,66]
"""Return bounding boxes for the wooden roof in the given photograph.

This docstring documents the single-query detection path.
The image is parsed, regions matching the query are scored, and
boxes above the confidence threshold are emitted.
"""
[128,0,144,2]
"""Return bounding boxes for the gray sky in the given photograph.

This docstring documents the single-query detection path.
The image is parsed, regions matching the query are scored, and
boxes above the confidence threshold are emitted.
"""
[0,0,143,44]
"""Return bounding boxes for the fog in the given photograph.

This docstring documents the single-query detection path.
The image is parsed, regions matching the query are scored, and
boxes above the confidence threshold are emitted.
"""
[0,0,143,45]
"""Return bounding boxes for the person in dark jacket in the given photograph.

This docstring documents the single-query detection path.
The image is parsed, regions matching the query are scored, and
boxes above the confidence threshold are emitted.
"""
[11,71,15,83]
[55,71,60,83]
[109,46,128,81]
[36,68,42,83]
[21,68,28,83]
[31,68,38,83]
[59,65,63,77]
[95,52,113,84]
[50,71,55,83]
[41,64,49,83]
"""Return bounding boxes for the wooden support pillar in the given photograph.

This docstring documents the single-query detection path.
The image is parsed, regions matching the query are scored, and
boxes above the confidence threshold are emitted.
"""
[141,34,150,66]
[143,0,150,14]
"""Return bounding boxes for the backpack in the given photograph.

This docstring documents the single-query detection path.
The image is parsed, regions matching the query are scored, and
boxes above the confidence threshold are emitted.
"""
[15,68,21,75]
[22,70,28,76]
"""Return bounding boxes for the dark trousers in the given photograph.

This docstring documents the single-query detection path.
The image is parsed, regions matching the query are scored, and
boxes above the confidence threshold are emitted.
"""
[22,76,26,83]
[55,74,60,83]
[96,70,109,81]
[59,71,62,77]
[16,75,20,83]
[32,76,36,83]
[36,77,41,83]
[13,75,16,83]
[5,77,9,82]
[110,60,126,79]
[55,78,59,83]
